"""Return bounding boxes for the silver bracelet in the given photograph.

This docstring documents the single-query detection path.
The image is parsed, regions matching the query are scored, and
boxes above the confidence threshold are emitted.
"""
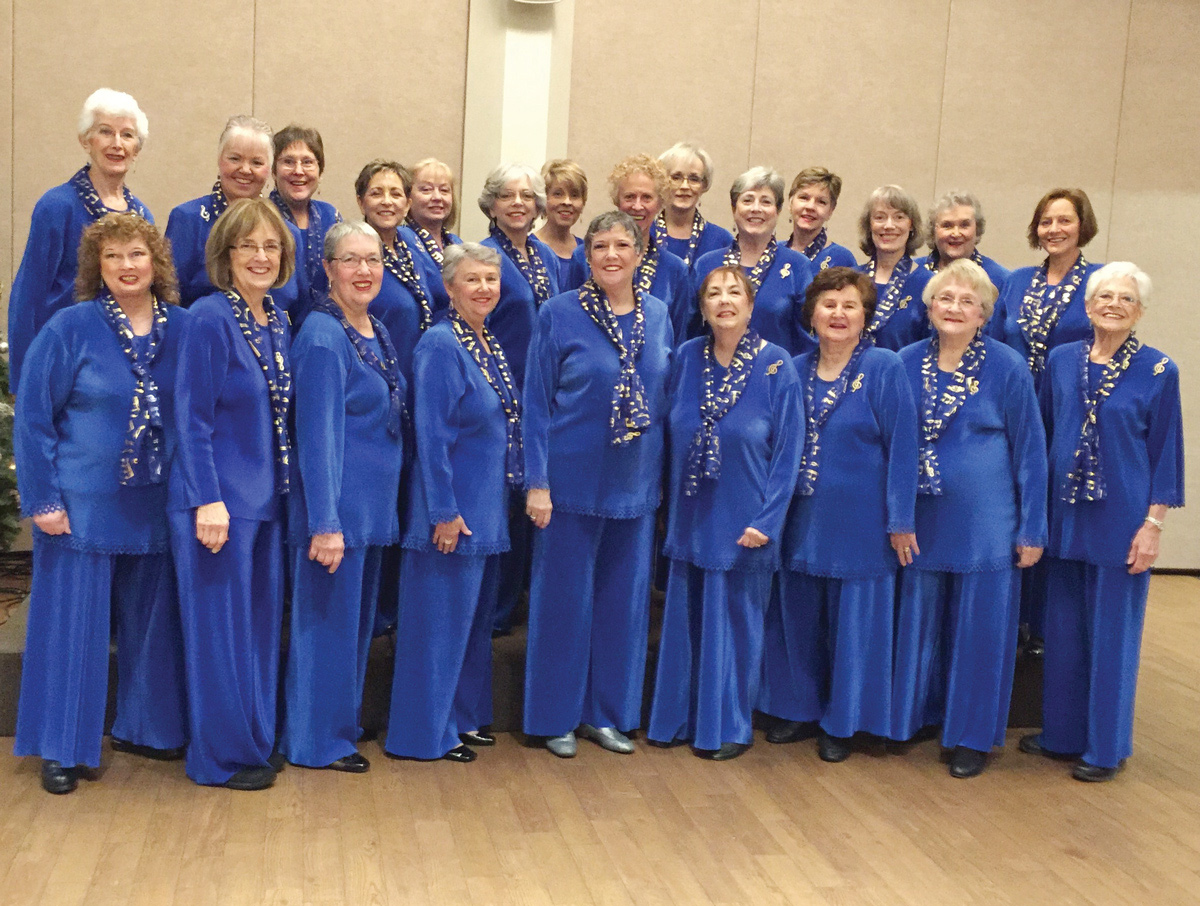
[1144,515,1164,530]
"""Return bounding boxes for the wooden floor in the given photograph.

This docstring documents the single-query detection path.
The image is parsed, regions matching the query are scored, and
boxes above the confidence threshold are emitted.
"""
[2,576,1198,906]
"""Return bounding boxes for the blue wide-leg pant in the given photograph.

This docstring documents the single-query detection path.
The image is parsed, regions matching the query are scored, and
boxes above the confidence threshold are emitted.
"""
[758,572,827,723]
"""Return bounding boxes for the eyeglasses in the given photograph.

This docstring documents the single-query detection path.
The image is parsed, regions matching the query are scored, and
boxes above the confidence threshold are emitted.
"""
[278,155,319,171]
[231,241,283,256]
[496,190,536,203]
[932,292,982,310]
[669,172,705,186]
[333,254,384,269]
[1092,290,1139,307]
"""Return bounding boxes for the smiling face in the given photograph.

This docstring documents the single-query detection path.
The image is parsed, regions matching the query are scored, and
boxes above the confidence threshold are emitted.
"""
[933,204,978,263]
[1037,197,1082,258]
[546,179,584,230]
[870,202,912,256]
[446,258,502,327]
[490,175,537,236]
[274,140,320,207]
[811,284,867,345]
[928,280,987,342]
[666,155,707,217]
[229,221,283,298]
[587,225,641,294]
[218,129,272,200]
[790,183,834,236]
[357,170,410,236]
[1086,276,1143,337]
[81,114,140,181]
[326,233,383,313]
[701,269,753,336]
[734,187,779,242]
[616,173,663,238]
[99,238,154,304]
[409,164,454,231]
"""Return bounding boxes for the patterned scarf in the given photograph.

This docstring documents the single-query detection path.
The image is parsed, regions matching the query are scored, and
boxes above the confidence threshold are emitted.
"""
[381,234,433,330]
[224,290,292,494]
[923,246,985,273]
[200,180,230,225]
[407,218,453,266]
[1017,253,1089,376]
[96,291,169,486]
[448,309,524,487]
[683,330,762,496]
[312,297,405,439]
[917,332,987,495]
[634,233,662,296]
[69,166,143,220]
[864,256,913,337]
[578,279,650,444]
[723,236,778,290]
[489,223,553,306]
[269,189,328,295]
[798,338,872,496]
[798,227,829,263]
[652,210,706,268]
[1062,334,1140,503]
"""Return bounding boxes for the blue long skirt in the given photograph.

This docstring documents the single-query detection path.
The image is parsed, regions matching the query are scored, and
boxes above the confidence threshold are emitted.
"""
[1041,557,1150,769]
[758,573,826,723]
[170,511,284,785]
[280,545,382,767]
[15,537,186,768]
[385,550,498,759]
[523,511,655,737]
[648,561,771,750]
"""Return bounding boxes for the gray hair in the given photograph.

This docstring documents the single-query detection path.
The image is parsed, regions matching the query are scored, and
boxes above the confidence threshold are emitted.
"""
[78,88,148,148]
[858,184,925,257]
[323,221,382,260]
[923,258,998,320]
[1086,261,1152,307]
[583,210,645,257]
[218,115,274,164]
[658,142,715,190]
[929,190,987,241]
[729,166,785,210]
[477,163,547,220]
[442,242,502,284]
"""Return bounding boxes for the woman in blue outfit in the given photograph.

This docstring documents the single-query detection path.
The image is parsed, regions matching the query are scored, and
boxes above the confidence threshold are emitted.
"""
[169,198,296,791]
[563,155,694,346]
[783,167,858,271]
[280,222,404,774]
[14,213,188,795]
[406,157,462,313]
[853,185,932,351]
[385,243,517,764]
[164,115,305,312]
[535,159,588,286]
[648,266,803,760]
[269,124,342,322]
[694,167,815,356]
[1021,262,1184,782]
[523,211,673,758]
[892,260,1047,779]
[758,267,918,761]
[653,142,733,269]
[915,191,1009,290]
[7,88,151,396]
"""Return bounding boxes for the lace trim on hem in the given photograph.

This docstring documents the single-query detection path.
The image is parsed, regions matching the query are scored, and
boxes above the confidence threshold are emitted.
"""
[39,533,169,556]
[661,546,780,573]
[553,500,659,520]
[783,561,896,580]
[288,531,400,549]
[400,538,511,556]
[907,557,1017,575]
[23,501,67,518]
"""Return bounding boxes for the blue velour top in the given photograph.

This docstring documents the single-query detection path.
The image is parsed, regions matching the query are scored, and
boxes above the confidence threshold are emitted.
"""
[853,259,934,351]
[15,300,187,554]
[168,291,292,521]
[480,234,561,388]
[914,252,1011,291]
[1041,341,1185,568]
[663,338,803,571]
[401,321,511,556]
[663,220,733,268]
[369,226,437,393]
[783,346,918,578]
[164,195,308,313]
[523,289,673,518]
[785,237,858,272]
[899,337,1048,572]
[563,241,695,347]
[694,245,816,356]
[410,230,462,313]
[286,198,341,311]
[7,181,152,395]
[288,311,403,548]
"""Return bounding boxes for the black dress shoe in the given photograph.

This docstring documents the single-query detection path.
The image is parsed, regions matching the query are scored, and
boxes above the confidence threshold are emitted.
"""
[41,760,78,795]
[694,742,749,762]
[268,751,287,772]
[1024,637,1045,658]
[1018,733,1079,761]
[110,737,185,762]
[326,753,370,773]
[766,720,819,745]
[1072,761,1122,782]
[818,732,852,763]
[948,746,988,779]
[459,730,496,747]
[222,766,276,791]
[442,744,477,763]
[647,737,688,748]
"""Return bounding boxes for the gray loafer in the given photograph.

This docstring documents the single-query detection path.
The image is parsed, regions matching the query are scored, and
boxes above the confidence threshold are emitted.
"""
[578,724,634,754]
[546,731,577,758]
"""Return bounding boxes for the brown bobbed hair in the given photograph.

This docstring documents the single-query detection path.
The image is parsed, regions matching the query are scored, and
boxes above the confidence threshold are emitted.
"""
[355,159,413,199]
[204,197,296,292]
[789,167,843,207]
[76,212,179,305]
[1026,188,1098,250]
[801,266,877,333]
[698,265,755,323]
[273,123,325,174]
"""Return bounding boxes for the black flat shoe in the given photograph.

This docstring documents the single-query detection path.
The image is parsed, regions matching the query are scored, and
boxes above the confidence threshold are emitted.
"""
[1024,637,1045,658]
[41,760,78,795]
[818,732,852,763]
[694,742,749,762]
[647,737,688,748]
[948,746,988,779]
[459,730,496,747]
[110,737,185,762]
[1072,761,1122,782]
[1018,733,1079,761]
[268,751,287,773]
[442,745,477,763]
[222,766,276,791]
[766,720,818,745]
[326,753,370,773]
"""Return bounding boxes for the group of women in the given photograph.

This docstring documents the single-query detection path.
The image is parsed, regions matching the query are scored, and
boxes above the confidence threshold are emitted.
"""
[7,89,1184,795]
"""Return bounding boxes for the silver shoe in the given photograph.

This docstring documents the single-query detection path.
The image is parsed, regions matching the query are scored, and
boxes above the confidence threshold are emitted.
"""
[546,731,577,758]
[578,724,634,754]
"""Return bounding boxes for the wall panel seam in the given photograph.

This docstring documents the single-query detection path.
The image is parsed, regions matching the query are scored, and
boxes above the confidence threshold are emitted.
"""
[747,0,762,173]
[931,0,954,193]
[1106,0,1136,263]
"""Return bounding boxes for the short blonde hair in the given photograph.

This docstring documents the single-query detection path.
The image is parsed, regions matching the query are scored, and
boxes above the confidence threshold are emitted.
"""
[608,154,670,206]
[205,198,296,291]
[922,258,998,320]
[410,158,459,229]
[541,159,588,204]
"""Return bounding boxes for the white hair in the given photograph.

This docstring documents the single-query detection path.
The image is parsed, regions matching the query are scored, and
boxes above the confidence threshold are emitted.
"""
[78,88,148,148]
[1086,261,1152,307]
[477,163,547,220]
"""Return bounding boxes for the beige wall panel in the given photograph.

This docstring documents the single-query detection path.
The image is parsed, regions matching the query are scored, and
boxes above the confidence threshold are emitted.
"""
[567,0,760,233]
[253,0,469,227]
[752,0,951,252]
[1,0,13,301]
[1108,0,1200,568]
[933,0,1130,272]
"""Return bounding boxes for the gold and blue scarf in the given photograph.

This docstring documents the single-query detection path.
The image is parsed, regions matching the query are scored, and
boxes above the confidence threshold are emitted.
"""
[683,330,761,495]
[1017,253,1089,376]
[313,298,404,439]
[917,332,986,495]
[798,337,872,496]
[578,279,650,445]
[1062,334,1139,503]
